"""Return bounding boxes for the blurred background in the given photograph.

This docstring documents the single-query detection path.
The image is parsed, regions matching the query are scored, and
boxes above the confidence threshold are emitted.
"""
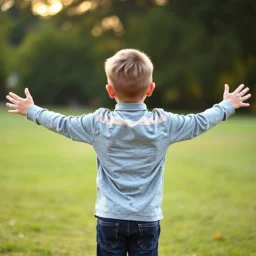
[0,0,255,111]
[1,1,256,255]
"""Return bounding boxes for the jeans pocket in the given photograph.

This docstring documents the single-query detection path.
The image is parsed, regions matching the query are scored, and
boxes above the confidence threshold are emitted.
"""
[138,221,160,251]
[97,219,120,251]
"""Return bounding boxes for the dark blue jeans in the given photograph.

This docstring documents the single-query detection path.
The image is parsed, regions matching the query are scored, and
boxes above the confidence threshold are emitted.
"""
[96,217,160,256]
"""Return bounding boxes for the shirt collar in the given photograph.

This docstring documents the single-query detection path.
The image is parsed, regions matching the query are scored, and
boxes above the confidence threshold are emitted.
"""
[115,102,147,111]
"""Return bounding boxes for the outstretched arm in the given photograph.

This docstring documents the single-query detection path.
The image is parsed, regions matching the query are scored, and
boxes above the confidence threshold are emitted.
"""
[6,89,95,144]
[167,84,251,144]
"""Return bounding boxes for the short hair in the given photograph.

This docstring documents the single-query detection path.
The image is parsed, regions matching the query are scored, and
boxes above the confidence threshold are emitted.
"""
[105,49,154,99]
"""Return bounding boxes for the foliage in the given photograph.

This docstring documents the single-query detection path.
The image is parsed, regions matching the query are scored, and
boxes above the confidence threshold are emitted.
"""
[16,25,98,105]
[1,0,255,110]
[0,14,10,101]
[0,41,7,102]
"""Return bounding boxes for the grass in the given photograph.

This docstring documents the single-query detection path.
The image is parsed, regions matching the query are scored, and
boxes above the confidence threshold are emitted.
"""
[0,106,256,255]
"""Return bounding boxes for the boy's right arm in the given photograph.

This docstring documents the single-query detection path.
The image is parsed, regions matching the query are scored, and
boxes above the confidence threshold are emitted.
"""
[6,88,95,144]
[27,106,95,144]
[167,84,251,144]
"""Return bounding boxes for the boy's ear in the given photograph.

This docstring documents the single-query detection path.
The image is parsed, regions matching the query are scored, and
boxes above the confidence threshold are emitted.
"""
[106,84,116,99]
[146,82,155,97]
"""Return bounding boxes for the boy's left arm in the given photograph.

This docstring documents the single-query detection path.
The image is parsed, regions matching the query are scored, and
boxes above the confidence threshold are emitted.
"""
[166,84,251,144]
[6,88,95,144]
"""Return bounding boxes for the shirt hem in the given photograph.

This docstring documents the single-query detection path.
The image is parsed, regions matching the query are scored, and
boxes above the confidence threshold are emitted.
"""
[94,210,163,222]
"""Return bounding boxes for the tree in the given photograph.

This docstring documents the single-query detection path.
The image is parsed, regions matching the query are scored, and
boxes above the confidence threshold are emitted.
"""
[0,14,11,102]
[1,0,255,110]
[16,24,97,105]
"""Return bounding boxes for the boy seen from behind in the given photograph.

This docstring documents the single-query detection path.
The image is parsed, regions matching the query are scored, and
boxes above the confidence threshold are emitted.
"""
[6,49,251,256]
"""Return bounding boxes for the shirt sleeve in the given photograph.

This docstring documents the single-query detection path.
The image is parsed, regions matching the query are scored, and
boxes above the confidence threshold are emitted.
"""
[166,100,235,144]
[27,105,96,144]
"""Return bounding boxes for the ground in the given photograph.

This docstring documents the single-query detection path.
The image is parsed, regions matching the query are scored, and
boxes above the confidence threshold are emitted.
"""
[0,107,256,255]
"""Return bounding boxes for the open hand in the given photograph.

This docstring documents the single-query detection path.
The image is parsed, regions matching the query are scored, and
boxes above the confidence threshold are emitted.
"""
[223,84,251,109]
[6,88,34,116]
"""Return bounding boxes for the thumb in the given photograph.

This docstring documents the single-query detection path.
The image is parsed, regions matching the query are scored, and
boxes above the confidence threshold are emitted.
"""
[25,88,32,98]
[224,84,229,94]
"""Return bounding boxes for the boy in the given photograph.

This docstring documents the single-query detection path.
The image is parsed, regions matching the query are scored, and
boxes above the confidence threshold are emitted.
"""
[6,49,251,256]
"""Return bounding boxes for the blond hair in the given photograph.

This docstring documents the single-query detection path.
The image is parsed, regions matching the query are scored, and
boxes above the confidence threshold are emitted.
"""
[105,49,154,100]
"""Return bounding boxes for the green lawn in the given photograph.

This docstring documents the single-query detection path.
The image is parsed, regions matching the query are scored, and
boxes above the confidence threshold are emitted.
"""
[0,106,256,256]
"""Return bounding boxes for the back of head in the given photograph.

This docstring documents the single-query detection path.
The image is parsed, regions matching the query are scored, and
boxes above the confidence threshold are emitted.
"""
[105,49,154,100]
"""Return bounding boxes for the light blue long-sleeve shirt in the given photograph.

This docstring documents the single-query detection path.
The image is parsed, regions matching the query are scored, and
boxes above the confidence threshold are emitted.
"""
[27,100,235,221]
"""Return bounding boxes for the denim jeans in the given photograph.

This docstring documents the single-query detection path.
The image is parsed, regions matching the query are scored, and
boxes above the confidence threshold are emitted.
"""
[96,217,161,256]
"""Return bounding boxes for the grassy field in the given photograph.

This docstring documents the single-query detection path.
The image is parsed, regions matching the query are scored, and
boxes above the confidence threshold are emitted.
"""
[0,106,256,256]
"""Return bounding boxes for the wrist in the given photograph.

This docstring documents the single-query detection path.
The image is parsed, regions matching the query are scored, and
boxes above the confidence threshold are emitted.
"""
[223,98,236,109]
[25,104,35,116]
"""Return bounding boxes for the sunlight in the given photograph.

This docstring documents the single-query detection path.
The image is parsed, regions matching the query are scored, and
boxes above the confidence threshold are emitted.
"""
[90,15,125,37]
[91,26,102,37]
[32,0,63,17]
[76,1,92,14]
[32,2,48,16]
[62,0,73,6]
[91,16,124,37]
[49,1,63,15]
[155,0,168,6]
[101,16,124,33]
[1,0,14,12]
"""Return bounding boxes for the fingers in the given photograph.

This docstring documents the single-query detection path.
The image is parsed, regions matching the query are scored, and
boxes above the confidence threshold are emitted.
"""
[240,103,250,108]
[8,110,19,114]
[6,95,18,104]
[6,102,17,109]
[9,92,23,101]
[234,84,245,94]
[239,88,251,108]
[239,87,249,96]
[224,84,229,93]
[241,94,251,101]
[24,88,32,99]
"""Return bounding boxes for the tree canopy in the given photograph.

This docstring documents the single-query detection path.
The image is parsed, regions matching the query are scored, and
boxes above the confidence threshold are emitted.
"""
[0,0,255,111]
